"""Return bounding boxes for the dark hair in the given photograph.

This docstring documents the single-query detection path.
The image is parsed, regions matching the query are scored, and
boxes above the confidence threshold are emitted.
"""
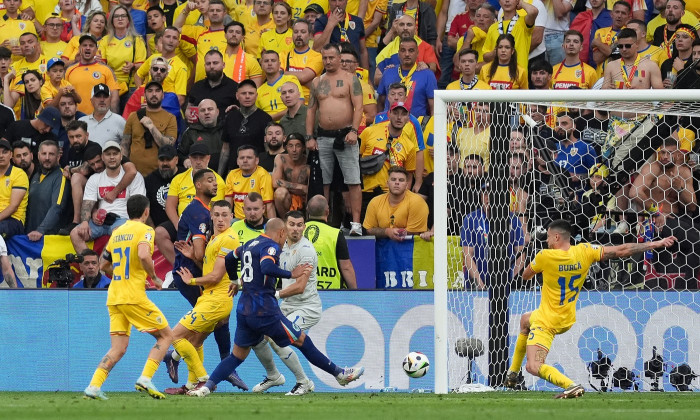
[612,0,632,12]
[11,140,30,152]
[237,144,258,157]
[548,219,572,236]
[489,34,518,82]
[694,38,700,48]
[285,132,306,148]
[193,168,213,184]
[204,49,224,60]
[247,191,263,202]
[20,32,39,41]
[83,143,103,162]
[388,82,407,93]
[209,0,226,7]
[0,46,11,59]
[669,0,686,8]
[446,142,460,155]
[463,154,484,165]
[225,20,245,35]
[261,49,280,60]
[662,137,679,149]
[563,29,584,44]
[627,19,646,30]
[146,6,165,15]
[339,41,359,60]
[529,59,553,74]
[66,120,88,133]
[388,165,409,177]
[285,210,305,221]
[79,248,99,258]
[292,18,312,33]
[211,199,232,211]
[266,122,284,133]
[163,26,180,36]
[458,48,479,60]
[399,36,418,48]
[126,194,150,219]
[617,28,637,41]
[22,70,44,119]
[321,43,341,54]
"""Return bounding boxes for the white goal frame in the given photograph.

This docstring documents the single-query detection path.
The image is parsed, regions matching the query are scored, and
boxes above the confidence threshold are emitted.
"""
[433,89,700,394]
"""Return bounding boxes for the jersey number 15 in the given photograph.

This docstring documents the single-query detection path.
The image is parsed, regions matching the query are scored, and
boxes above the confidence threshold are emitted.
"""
[557,274,581,306]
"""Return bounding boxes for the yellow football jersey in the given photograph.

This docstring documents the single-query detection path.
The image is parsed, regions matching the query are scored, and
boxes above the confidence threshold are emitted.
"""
[223,48,263,83]
[105,220,156,306]
[364,0,388,48]
[61,35,83,61]
[168,168,227,215]
[418,116,433,176]
[65,61,120,114]
[40,79,73,106]
[359,121,417,192]
[637,44,666,69]
[256,74,303,118]
[260,28,294,59]
[242,16,276,58]
[202,226,241,297]
[0,17,37,61]
[146,34,196,74]
[289,0,328,18]
[180,26,227,82]
[483,12,534,72]
[99,35,147,88]
[225,166,274,219]
[40,40,68,61]
[136,54,189,97]
[285,47,323,103]
[456,26,488,63]
[529,243,603,330]
[551,61,599,89]
[0,165,28,223]
[479,62,528,90]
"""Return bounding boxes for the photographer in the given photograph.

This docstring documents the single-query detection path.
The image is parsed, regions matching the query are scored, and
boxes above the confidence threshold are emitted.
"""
[73,249,111,289]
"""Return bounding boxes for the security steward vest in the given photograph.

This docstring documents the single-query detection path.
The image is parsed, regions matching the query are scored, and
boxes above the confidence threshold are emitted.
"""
[303,220,342,289]
[232,219,264,247]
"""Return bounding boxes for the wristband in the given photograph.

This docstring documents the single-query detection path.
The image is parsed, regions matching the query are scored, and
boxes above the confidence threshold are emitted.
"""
[275,291,281,299]
[189,277,197,286]
[349,127,358,134]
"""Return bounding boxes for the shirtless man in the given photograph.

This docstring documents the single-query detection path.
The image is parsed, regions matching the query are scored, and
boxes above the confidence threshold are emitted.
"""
[305,43,364,236]
[272,133,310,216]
[629,138,696,217]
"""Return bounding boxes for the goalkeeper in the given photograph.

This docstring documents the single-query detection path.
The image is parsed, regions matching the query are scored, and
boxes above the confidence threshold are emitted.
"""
[504,219,676,398]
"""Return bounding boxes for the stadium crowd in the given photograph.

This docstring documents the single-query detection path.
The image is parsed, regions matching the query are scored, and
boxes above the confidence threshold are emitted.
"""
[0,0,699,290]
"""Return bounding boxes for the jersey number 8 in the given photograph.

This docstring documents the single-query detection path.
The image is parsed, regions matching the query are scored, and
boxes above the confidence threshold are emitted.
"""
[241,251,254,283]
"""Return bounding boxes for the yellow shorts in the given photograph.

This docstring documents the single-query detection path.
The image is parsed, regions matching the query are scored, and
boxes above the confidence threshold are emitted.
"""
[108,302,169,336]
[178,296,233,333]
[527,310,570,351]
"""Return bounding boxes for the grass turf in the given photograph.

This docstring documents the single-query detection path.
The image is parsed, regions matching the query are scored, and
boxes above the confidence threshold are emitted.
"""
[1,391,698,420]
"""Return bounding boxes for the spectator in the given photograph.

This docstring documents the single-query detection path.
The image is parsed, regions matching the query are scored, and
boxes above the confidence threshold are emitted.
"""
[482,0,539,71]
[2,106,60,157]
[529,59,553,89]
[99,5,147,110]
[551,30,600,89]
[375,15,439,86]
[8,33,43,89]
[456,102,491,169]
[220,79,272,173]
[260,1,294,59]
[675,38,700,88]
[144,144,182,227]
[553,112,598,194]
[377,37,437,116]
[178,99,224,171]
[455,3,497,73]
[0,47,12,110]
[122,81,177,176]
[0,138,28,238]
[61,10,108,64]
[306,44,363,235]
[313,0,369,69]
[11,141,34,181]
[630,138,696,217]
[0,235,17,287]
[285,18,323,104]
[176,0,228,82]
[652,0,687,55]
[386,0,438,49]
[231,191,267,246]
[570,0,611,66]
[360,0,386,83]
[158,142,226,265]
[0,0,38,62]
[447,49,492,91]
[256,50,303,121]
[363,166,429,239]
[55,94,88,158]
[542,0,573,66]
[479,34,528,89]
[582,163,618,232]
[65,34,120,114]
[241,0,275,58]
[41,58,80,110]
[145,7,196,76]
[272,133,310,216]
[79,84,126,148]
[446,0,479,55]
[72,248,111,288]
[278,81,307,136]
[223,20,264,85]
[660,23,696,87]
[41,15,69,61]
[359,102,418,212]
[70,140,146,253]
[224,144,275,220]
[25,140,69,239]
[187,50,239,122]
[118,0,147,36]
[303,3,324,26]
[56,0,82,43]
[602,28,664,89]
[461,188,526,290]
[591,1,631,67]
[304,194,357,289]
[647,0,699,45]
[259,122,286,172]
[153,1,179,26]
[509,152,530,241]
[652,209,700,290]
[134,26,189,106]
[626,19,667,68]
[339,45,377,131]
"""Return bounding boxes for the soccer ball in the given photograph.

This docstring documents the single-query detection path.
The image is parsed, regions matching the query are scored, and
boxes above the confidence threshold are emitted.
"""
[402,352,430,378]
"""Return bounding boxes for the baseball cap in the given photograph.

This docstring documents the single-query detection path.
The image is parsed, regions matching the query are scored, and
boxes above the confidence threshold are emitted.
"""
[145,80,163,91]
[0,139,11,150]
[151,56,168,68]
[102,140,121,153]
[91,83,110,98]
[37,107,62,131]
[158,144,177,159]
[47,57,65,71]
[79,34,98,46]
[189,142,210,156]
[304,3,324,14]
[390,101,410,112]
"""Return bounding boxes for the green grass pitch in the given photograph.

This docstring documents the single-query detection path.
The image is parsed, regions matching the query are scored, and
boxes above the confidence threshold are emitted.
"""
[1,391,699,420]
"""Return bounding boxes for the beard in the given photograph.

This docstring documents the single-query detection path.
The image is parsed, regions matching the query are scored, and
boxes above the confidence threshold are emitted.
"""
[159,167,175,179]
[553,129,568,141]
[147,98,163,109]
[206,69,223,81]
[267,141,283,151]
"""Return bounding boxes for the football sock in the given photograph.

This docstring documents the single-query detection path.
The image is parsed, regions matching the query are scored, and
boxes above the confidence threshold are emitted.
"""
[508,334,528,373]
[173,339,208,380]
[141,358,160,379]
[297,335,342,376]
[213,324,231,360]
[171,349,182,362]
[196,346,204,364]
[89,368,109,388]
[252,339,281,378]
[538,364,575,389]
[270,340,307,382]
[208,354,244,387]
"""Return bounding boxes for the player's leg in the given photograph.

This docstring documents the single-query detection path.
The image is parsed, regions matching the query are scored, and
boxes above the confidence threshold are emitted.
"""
[85,307,131,400]
[505,311,532,388]
[525,327,583,399]
[251,337,285,393]
[171,324,209,384]
[274,310,317,395]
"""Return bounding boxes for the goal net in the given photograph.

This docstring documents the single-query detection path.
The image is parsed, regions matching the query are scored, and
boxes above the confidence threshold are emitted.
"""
[432,90,700,394]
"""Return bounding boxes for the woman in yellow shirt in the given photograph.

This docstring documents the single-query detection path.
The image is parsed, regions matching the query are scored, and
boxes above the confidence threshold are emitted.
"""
[62,11,108,65]
[3,69,44,120]
[260,1,294,59]
[479,34,528,90]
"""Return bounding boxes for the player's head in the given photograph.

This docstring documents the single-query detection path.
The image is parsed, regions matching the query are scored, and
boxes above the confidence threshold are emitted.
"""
[306,194,329,220]
[193,168,218,198]
[285,210,305,244]
[546,219,572,249]
[211,200,233,234]
[243,192,265,225]
[127,194,150,220]
[265,217,288,246]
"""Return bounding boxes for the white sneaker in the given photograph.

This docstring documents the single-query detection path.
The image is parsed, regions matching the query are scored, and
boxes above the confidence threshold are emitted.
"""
[252,374,285,393]
[83,385,108,400]
[336,366,364,386]
[135,377,165,399]
[187,385,211,397]
[286,380,314,396]
[349,223,363,236]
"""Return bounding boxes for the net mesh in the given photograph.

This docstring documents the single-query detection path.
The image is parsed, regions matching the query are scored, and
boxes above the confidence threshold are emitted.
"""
[439,94,700,392]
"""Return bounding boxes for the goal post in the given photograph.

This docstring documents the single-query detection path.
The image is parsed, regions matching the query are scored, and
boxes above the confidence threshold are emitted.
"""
[433,89,700,394]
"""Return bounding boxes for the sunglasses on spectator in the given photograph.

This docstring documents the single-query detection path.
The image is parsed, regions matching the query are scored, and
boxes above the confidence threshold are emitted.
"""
[618,43,634,49]
[151,67,168,73]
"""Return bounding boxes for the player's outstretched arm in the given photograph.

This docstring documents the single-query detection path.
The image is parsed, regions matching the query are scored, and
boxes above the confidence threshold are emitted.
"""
[176,258,227,287]
[602,236,677,261]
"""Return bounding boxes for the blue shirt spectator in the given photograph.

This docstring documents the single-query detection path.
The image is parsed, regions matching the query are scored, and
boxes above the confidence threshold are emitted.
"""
[377,67,437,117]
[73,274,111,289]
[555,139,598,176]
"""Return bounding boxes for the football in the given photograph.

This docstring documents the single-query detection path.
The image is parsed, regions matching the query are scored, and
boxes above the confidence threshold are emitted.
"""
[402,352,430,378]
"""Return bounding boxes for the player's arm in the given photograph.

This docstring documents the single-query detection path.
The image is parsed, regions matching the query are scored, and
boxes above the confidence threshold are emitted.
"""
[192,237,206,266]
[277,261,312,298]
[522,263,536,281]
[138,242,162,289]
[100,249,113,277]
[178,254,230,286]
[601,236,677,261]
